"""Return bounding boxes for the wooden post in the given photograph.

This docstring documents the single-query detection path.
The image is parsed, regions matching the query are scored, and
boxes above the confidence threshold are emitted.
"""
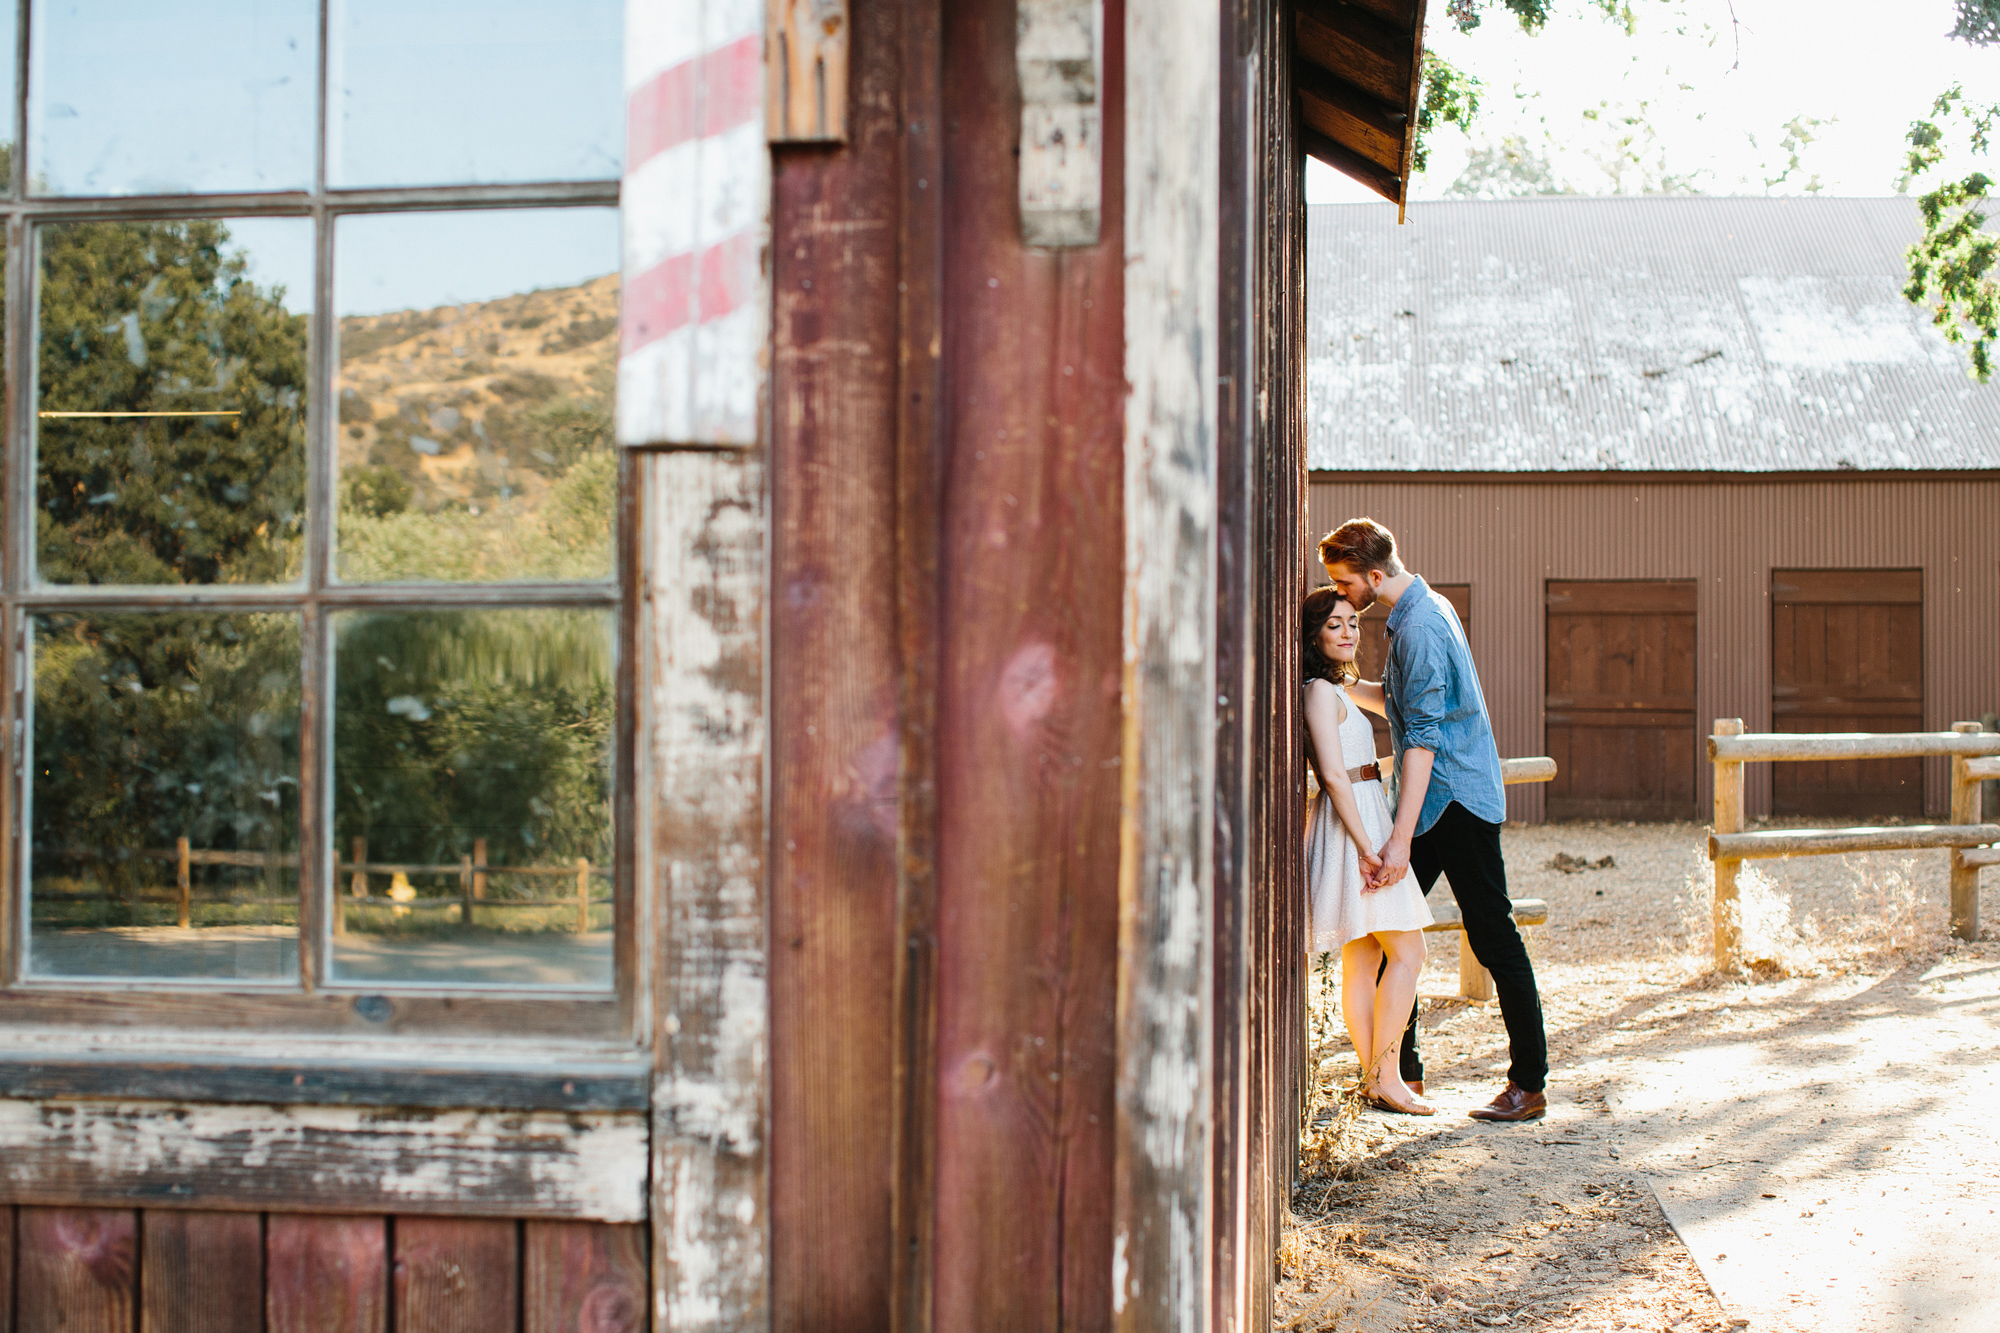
[576,858,591,935]
[1712,718,1745,971]
[338,836,366,937]
[176,837,192,929]
[473,837,488,900]
[460,855,475,927]
[1950,721,1982,941]
[1457,932,1492,1002]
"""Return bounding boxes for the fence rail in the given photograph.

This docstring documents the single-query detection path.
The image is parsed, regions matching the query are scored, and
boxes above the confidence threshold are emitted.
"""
[34,834,609,934]
[1705,719,1998,966]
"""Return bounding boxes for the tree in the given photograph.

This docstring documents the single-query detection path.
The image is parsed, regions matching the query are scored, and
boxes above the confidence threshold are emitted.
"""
[1903,21,2000,380]
[36,219,307,585]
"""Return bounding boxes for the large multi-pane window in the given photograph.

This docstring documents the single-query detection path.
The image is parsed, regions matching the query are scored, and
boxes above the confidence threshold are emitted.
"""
[2,0,627,1016]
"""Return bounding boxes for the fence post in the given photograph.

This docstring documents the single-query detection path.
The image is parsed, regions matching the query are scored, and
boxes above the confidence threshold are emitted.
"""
[1951,721,1982,941]
[1712,718,1745,970]
[176,836,191,929]
[473,837,488,900]
[1457,933,1492,1002]
[460,855,475,926]
[576,857,591,934]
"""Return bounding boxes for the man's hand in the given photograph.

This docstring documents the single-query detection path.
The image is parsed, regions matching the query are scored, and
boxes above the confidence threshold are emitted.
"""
[1358,848,1385,892]
[1370,832,1412,890]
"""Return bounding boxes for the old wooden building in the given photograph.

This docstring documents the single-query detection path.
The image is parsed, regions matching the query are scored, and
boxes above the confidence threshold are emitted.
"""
[0,0,1426,1329]
[1309,196,2000,824]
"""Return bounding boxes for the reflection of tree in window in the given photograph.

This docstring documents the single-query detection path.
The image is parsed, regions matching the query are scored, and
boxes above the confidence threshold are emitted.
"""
[37,219,306,586]
[31,612,301,946]
[332,610,612,941]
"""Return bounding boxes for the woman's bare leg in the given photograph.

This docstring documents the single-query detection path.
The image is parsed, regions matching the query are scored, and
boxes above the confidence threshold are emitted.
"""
[1339,937,1384,1084]
[1367,929,1435,1114]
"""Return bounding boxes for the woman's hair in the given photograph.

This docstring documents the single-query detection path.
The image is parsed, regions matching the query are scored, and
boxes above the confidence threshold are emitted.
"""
[1302,586,1359,685]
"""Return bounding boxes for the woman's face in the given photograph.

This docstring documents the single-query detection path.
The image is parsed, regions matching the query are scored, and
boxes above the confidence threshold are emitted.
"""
[1318,598,1360,664]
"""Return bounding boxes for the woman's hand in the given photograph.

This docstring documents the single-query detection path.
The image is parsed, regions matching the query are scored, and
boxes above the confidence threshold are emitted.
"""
[1358,847,1385,892]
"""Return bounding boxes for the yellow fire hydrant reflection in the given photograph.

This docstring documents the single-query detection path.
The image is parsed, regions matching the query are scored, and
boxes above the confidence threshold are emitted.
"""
[388,872,416,918]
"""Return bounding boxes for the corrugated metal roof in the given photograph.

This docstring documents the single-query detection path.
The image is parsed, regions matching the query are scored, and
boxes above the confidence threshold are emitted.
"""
[1306,196,2000,472]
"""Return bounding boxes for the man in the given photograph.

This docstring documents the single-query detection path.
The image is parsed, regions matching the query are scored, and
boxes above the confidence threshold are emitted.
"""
[1319,517,1548,1123]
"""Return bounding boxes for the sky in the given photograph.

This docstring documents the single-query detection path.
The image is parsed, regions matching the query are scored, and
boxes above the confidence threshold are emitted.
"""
[1308,0,2000,204]
[15,0,622,316]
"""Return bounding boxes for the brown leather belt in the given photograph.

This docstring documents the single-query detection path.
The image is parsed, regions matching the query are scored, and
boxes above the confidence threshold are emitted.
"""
[1348,763,1381,783]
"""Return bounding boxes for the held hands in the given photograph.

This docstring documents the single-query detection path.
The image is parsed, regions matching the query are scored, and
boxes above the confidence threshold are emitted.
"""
[1357,847,1385,893]
[1364,833,1412,892]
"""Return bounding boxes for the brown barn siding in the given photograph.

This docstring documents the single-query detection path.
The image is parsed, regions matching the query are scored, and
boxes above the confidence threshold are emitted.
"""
[1307,477,2000,820]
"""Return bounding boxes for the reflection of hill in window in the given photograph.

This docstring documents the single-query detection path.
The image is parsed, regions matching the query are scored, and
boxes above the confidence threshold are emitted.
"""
[37,219,307,586]
[337,274,618,583]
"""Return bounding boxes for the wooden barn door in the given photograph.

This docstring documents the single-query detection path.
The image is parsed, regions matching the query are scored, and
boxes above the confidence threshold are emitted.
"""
[1771,569,1925,817]
[1355,584,1470,767]
[1544,581,1698,822]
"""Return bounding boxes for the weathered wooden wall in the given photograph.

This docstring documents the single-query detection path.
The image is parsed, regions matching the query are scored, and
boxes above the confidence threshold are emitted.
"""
[0,1207,644,1332]
[1215,0,1308,1328]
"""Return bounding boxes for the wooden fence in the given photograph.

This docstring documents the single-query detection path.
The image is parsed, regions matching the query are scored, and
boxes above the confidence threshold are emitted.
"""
[1705,719,2000,967]
[34,835,610,934]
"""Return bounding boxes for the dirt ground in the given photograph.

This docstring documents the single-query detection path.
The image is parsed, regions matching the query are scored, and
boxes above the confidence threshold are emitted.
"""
[1276,819,1988,1332]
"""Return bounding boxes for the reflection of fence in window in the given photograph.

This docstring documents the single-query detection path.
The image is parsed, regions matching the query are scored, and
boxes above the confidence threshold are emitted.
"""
[32,838,296,930]
[337,837,607,935]
[33,835,607,934]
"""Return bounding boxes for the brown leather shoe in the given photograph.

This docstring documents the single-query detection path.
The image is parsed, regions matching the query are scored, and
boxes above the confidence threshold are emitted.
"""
[1468,1082,1546,1123]
[1409,1079,1424,1096]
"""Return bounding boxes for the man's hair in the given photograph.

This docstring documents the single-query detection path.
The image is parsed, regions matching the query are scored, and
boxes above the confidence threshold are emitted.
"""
[1318,517,1404,577]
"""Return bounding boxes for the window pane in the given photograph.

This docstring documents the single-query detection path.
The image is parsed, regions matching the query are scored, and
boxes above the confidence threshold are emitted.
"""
[330,0,621,188]
[329,608,614,989]
[334,209,618,584]
[36,217,310,586]
[29,0,315,196]
[28,612,302,981]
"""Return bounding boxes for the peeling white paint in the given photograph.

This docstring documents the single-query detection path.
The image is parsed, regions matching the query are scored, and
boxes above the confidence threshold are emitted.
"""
[1118,0,1217,1325]
[640,448,769,1329]
[0,1098,646,1221]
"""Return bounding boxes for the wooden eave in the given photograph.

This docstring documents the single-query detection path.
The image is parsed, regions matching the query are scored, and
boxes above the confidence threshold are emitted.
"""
[1294,0,1428,219]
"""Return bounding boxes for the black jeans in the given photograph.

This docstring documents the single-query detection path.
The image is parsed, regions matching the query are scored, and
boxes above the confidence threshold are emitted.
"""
[1396,801,1548,1093]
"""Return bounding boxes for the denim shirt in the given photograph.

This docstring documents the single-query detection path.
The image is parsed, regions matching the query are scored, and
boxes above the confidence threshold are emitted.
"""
[1383,576,1507,834]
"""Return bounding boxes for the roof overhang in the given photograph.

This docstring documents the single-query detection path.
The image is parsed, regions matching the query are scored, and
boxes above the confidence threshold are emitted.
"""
[1295,0,1428,219]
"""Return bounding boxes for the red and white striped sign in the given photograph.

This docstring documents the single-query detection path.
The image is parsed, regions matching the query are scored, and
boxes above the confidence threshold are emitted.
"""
[618,0,769,448]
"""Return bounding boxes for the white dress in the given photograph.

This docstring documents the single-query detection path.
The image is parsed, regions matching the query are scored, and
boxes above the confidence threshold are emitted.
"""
[1305,681,1433,952]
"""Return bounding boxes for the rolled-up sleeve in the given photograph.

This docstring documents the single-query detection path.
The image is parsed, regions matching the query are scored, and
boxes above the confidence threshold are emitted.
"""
[1396,626,1449,755]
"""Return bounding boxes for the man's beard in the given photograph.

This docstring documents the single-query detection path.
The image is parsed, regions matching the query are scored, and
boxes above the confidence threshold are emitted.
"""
[1346,582,1376,612]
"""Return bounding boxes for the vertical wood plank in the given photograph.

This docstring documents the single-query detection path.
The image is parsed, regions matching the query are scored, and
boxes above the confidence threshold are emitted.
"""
[766,0,905,1322]
[929,1,1127,1328]
[890,0,946,1328]
[16,1207,136,1333]
[141,1210,263,1333]
[1117,0,1219,1322]
[640,449,769,1331]
[266,1214,387,1333]
[767,0,850,143]
[393,1218,517,1333]
[0,1205,14,1333]
[523,1223,646,1333]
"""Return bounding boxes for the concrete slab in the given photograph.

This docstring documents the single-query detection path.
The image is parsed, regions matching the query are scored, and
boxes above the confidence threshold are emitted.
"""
[1607,955,2000,1331]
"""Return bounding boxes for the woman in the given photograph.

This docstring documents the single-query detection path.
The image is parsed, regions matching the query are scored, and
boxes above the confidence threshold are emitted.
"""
[1302,587,1435,1115]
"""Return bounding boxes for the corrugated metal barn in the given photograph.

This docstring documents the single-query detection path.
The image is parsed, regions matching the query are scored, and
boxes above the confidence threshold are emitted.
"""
[1307,196,2000,824]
